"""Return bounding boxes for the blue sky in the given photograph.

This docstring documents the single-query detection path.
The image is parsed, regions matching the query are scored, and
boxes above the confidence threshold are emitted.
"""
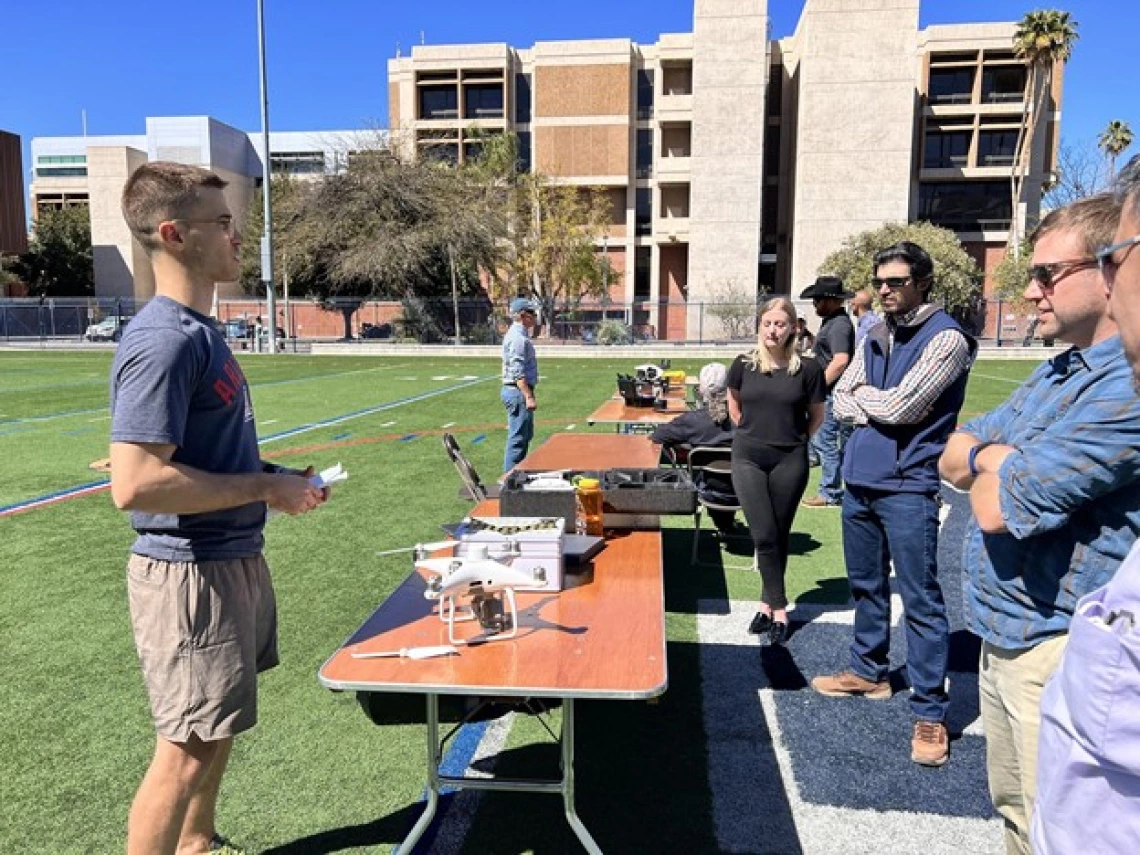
[2,0,1135,189]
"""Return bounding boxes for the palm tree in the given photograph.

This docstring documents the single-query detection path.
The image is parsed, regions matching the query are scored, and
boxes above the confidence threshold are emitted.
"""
[1009,10,1079,253]
[1098,120,1135,179]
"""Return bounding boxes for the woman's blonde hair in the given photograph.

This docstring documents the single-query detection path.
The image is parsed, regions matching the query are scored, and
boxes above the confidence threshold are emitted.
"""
[744,296,802,375]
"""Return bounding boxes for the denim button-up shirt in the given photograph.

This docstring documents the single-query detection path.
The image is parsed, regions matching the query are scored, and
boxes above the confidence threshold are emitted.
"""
[501,322,538,388]
[961,335,1140,650]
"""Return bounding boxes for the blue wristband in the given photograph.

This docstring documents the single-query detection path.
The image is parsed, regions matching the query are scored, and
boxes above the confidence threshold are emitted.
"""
[967,442,993,478]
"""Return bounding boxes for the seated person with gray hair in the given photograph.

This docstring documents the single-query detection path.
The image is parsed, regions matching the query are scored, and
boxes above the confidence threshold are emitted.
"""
[650,363,738,535]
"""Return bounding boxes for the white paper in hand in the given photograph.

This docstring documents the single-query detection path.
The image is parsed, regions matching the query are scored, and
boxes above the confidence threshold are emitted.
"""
[310,462,348,489]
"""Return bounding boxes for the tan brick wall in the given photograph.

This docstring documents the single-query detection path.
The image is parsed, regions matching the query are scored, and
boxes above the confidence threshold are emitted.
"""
[535,125,629,177]
[535,64,631,118]
[388,83,400,129]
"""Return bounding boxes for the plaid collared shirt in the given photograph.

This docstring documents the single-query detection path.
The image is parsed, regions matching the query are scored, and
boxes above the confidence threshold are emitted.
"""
[833,306,972,426]
[960,335,1140,649]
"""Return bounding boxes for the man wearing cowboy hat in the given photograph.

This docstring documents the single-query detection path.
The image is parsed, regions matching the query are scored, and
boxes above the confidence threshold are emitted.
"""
[799,275,855,508]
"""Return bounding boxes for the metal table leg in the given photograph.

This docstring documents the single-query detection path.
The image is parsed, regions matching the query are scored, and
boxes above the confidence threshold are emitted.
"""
[394,694,442,854]
[561,699,603,854]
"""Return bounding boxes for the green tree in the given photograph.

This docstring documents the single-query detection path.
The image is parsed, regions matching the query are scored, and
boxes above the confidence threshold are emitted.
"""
[250,150,502,339]
[14,206,94,297]
[465,132,618,335]
[1009,10,1079,252]
[1098,120,1135,179]
[816,221,982,313]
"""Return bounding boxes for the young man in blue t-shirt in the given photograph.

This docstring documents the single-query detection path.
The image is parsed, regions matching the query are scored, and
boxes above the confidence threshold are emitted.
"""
[111,162,330,855]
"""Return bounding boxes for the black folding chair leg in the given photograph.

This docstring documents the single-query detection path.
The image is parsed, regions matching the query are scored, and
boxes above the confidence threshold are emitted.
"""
[690,506,703,565]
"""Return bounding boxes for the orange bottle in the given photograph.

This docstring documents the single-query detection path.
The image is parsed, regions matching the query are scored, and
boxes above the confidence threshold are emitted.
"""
[574,477,605,537]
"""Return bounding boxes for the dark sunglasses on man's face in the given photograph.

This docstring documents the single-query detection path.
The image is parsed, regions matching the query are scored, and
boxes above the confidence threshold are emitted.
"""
[1027,258,1098,290]
[871,276,912,290]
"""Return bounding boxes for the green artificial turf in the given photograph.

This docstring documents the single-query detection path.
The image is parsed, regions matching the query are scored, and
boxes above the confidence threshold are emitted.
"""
[0,351,1033,853]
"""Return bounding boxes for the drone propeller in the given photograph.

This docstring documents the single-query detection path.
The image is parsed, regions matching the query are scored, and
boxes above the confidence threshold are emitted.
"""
[375,539,459,558]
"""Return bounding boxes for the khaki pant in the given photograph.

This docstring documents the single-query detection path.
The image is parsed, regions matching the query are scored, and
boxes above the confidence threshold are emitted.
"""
[979,635,1068,855]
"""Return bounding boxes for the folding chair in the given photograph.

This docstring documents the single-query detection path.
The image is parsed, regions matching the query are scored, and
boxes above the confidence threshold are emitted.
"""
[687,446,741,564]
[442,433,499,502]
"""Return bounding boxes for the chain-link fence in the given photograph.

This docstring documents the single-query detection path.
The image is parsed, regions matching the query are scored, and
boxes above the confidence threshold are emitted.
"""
[0,295,1054,348]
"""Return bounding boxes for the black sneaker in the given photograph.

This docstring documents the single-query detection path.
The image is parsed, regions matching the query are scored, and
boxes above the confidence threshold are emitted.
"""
[768,621,788,646]
[748,611,773,635]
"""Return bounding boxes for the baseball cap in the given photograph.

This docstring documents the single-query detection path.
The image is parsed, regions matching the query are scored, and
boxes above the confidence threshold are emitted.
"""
[510,297,539,315]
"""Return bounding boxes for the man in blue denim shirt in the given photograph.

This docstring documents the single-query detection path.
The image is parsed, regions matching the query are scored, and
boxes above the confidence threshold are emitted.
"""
[939,194,1140,855]
[1033,154,1140,855]
[501,296,540,472]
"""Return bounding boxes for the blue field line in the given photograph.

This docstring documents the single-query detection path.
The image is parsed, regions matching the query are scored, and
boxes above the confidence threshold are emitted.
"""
[470,434,487,444]
[409,719,490,853]
[258,376,494,445]
[400,434,419,443]
[0,478,110,517]
[5,376,494,518]
[331,432,352,441]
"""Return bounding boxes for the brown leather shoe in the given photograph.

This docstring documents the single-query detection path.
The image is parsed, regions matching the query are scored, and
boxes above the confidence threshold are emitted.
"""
[810,670,892,700]
[801,496,839,508]
[911,720,949,767]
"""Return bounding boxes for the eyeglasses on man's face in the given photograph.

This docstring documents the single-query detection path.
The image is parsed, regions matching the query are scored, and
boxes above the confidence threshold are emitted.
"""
[1096,234,1140,291]
[871,276,912,290]
[1026,258,1098,290]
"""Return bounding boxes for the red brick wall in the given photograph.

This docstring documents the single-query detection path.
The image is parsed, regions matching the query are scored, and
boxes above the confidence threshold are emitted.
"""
[658,245,689,341]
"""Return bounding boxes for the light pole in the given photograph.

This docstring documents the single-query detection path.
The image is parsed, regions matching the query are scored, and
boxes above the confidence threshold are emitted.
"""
[257,0,277,353]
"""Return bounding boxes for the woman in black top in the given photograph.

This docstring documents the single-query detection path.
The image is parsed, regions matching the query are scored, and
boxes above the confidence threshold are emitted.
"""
[727,297,826,645]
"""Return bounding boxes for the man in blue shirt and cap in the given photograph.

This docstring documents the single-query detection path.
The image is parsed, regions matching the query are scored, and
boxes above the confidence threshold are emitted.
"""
[502,296,540,471]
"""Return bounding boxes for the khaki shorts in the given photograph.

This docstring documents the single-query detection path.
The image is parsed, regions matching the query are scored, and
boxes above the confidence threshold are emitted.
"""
[127,554,279,743]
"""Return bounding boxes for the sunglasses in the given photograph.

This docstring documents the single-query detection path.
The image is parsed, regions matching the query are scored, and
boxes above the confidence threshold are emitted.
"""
[1096,234,1140,292]
[1027,258,1098,290]
[871,276,912,289]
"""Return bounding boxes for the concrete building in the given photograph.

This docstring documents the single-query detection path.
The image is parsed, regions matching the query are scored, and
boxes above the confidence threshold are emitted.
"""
[30,118,379,300]
[388,0,1060,338]
[0,130,28,259]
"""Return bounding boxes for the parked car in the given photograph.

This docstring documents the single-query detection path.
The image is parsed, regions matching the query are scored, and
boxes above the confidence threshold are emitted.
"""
[223,318,251,340]
[84,316,128,342]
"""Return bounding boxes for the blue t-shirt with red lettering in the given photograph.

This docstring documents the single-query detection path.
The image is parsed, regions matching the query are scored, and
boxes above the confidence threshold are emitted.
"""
[111,295,265,560]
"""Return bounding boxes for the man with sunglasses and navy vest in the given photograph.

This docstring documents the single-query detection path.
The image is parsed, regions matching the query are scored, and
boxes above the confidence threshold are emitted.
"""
[811,241,975,769]
[938,193,1140,855]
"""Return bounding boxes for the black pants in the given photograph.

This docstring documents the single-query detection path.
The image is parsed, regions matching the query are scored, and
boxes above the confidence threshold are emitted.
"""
[731,441,809,610]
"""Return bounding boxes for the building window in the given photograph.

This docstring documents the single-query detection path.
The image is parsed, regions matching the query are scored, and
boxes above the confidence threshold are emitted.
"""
[270,151,325,175]
[634,246,651,298]
[35,167,88,177]
[981,67,1026,104]
[635,188,652,235]
[928,69,974,104]
[464,84,504,119]
[919,181,1012,231]
[923,131,971,169]
[978,131,1019,167]
[37,155,87,164]
[420,142,460,165]
[515,73,532,123]
[516,131,532,173]
[637,69,655,120]
[419,86,458,120]
[636,129,653,179]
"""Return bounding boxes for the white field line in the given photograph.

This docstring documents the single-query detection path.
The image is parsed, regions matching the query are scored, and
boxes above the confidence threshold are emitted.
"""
[431,715,515,851]
[441,422,456,429]
[698,600,1000,855]
[970,371,1024,385]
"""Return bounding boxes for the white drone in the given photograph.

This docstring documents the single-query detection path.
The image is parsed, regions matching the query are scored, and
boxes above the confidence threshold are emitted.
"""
[415,541,547,644]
